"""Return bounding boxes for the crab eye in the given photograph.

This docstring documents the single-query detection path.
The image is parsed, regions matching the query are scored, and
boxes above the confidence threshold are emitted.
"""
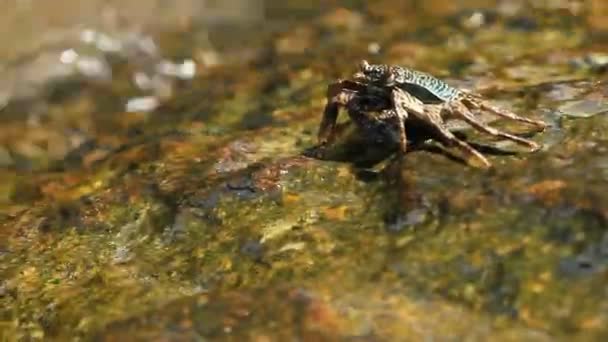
[372,68,385,81]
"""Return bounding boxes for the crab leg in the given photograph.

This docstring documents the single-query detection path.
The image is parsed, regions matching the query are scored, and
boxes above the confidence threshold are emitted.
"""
[460,92,547,130]
[446,101,541,152]
[318,79,382,145]
[433,122,492,168]
[318,81,360,145]
[396,113,408,153]
[391,88,491,168]
[390,88,413,153]
[318,101,340,144]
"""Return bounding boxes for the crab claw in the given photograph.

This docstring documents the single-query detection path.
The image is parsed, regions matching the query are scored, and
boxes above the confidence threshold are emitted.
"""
[359,60,371,72]
[353,60,370,81]
[353,71,366,81]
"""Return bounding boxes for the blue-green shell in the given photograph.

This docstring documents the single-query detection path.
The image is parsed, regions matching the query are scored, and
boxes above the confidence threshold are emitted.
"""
[388,66,461,103]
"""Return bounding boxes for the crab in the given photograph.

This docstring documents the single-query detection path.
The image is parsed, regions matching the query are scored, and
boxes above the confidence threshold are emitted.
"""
[318,79,494,167]
[317,61,548,168]
[318,79,397,145]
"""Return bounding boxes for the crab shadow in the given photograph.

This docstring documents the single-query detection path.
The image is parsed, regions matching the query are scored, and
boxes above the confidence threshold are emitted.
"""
[302,122,529,233]
[303,122,519,174]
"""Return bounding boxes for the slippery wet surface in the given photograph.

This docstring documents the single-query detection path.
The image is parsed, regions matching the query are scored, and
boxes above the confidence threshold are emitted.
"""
[1,0,608,340]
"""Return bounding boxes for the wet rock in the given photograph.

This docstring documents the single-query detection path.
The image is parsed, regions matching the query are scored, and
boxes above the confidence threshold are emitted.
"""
[321,205,348,221]
[525,179,567,206]
[240,239,265,262]
[213,140,258,174]
[386,42,430,65]
[0,281,7,297]
[9,178,42,204]
[588,0,608,31]
[384,208,429,233]
[222,159,294,201]
[538,81,590,102]
[108,281,555,340]
[453,10,498,30]
[190,190,221,211]
[0,146,14,167]
[558,98,608,118]
[116,203,175,242]
[319,7,364,31]
[226,174,260,200]
[570,53,608,73]
[238,110,276,130]
[61,138,100,167]
[505,16,538,31]
[558,245,608,278]
[260,218,298,243]
[503,64,565,83]
[112,246,133,265]
[275,26,316,55]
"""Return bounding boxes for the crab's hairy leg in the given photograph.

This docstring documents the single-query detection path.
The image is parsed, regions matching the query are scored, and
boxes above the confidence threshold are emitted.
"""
[390,87,490,167]
[437,128,492,169]
[390,88,416,153]
[446,101,542,152]
[460,92,547,130]
[396,98,492,169]
[396,114,408,153]
[377,108,408,153]
[431,121,492,168]
[317,81,358,145]
[318,101,340,144]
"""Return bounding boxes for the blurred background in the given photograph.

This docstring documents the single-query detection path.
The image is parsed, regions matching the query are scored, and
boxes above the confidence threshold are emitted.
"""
[0,0,263,105]
[0,0,601,173]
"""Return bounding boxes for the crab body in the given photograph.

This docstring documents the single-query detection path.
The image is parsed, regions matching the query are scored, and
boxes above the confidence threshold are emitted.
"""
[388,66,460,103]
